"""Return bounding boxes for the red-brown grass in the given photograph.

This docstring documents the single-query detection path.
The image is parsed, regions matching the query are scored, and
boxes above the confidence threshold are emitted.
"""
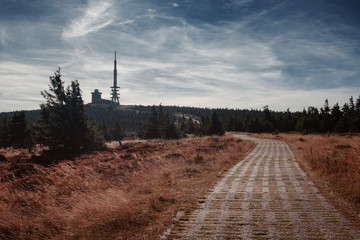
[251,133,360,205]
[0,135,254,239]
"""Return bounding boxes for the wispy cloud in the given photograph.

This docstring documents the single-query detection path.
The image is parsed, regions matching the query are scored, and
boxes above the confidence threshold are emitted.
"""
[62,0,115,39]
[0,0,359,112]
[0,26,9,48]
[0,61,53,110]
[56,7,360,110]
[224,0,254,9]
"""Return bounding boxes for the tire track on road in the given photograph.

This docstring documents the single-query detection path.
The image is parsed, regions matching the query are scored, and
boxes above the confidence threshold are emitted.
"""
[163,135,360,239]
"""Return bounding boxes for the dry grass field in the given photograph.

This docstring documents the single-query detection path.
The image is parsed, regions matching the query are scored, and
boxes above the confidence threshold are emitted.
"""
[0,135,254,239]
[251,133,360,210]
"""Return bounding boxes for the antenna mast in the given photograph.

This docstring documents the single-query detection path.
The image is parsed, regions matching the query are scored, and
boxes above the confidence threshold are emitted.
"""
[110,51,120,106]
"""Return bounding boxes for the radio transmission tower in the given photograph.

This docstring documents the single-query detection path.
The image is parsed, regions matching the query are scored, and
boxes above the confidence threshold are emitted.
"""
[110,51,120,106]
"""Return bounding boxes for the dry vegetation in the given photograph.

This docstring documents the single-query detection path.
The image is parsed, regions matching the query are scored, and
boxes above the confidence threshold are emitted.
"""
[251,133,360,207]
[0,135,254,239]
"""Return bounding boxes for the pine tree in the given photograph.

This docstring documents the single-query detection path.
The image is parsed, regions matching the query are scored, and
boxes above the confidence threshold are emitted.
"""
[197,115,209,136]
[165,122,180,139]
[356,96,360,112]
[354,96,360,132]
[100,120,111,141]
[158,106,168,138]
[262,106,275,132]
[110,120,125,141]
[207,110,225,135]
[179,121,186,133]
[296,107,320,133]
[320,99,333,132]
[141,105,159,139]
[0,118,9,148]
[39,68,105,152]
[140,105,180,139]
[186,117,195,134]
[8,111,31,149]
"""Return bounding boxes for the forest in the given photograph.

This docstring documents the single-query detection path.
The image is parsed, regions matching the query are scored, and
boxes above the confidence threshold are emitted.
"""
[1,95,359,152]
[0,68,359,152]
[87,96,360,136]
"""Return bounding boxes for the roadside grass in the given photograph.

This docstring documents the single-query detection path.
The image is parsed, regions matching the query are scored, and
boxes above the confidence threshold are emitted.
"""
[0,135,254,239]
[251,132,360,205]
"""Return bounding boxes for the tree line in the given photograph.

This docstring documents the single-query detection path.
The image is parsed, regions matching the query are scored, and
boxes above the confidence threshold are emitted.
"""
[219,97,360,134]
[137,105,224,139]
[0,68,359,153]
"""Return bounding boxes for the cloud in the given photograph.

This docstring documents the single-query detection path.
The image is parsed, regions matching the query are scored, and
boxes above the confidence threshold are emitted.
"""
[224,0,254,9]
[0,26,9,47]
[64,12,331,110]
[90,18,289,109]
[172,3,179,7]
[258,11,360,90]
[0,61,53,110]
[62,0,115,39]
[0,0,359,112]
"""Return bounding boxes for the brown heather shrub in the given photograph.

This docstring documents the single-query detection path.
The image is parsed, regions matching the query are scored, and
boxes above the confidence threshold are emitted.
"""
[254,133,360,205]
[0,135,254,239]
[193,153,204,164]
[298,135,360,204]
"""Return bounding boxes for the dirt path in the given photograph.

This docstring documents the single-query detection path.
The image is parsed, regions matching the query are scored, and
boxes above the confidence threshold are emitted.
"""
[163,135,360,239]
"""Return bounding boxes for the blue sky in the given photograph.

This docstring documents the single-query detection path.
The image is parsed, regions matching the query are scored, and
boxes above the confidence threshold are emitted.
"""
[0,0,359,112]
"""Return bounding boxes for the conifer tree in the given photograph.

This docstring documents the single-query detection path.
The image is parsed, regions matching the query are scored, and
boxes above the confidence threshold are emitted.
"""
[39,68,105,152]
[110,120,125,141]
[354,96,360,132]
[100,120,111,141]
[141,105,159,139]
[186,117,195,134]
[320,99,333,132]
[0,118,9,148]
[356,96,360,112]
[140,105,179,139]
[207,110,225,135]
[9,111,32,149]
[165,122,180,139]
[179,121,186,133]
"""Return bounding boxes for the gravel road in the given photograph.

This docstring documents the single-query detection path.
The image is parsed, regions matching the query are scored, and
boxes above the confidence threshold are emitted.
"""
[163,134,360,239]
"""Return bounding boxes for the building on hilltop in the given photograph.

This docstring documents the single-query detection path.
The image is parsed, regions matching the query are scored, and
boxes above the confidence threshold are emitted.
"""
[91,51,120,107]
[91,89,111,105]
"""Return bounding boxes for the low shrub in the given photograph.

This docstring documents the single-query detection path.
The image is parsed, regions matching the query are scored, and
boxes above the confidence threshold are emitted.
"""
[193,153,203,164]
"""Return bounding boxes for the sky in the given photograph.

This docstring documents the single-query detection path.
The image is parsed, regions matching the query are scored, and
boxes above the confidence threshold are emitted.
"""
[0,0,359,112]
